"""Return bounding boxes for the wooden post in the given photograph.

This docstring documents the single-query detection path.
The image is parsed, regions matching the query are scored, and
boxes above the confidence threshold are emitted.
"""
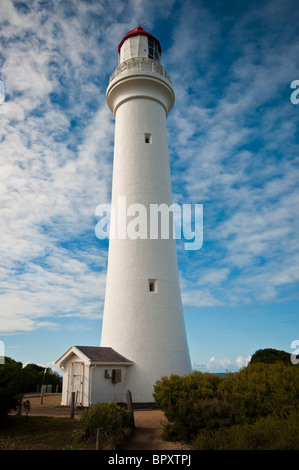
[40,388,44,404]
[96,428,104,450]
[17,394,24,415]
[70,391,75,418]
[126,389,135,427]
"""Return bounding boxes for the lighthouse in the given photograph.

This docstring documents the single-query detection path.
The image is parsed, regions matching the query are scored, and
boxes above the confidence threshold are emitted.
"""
[100,26,192,403]
[55,26,191,407]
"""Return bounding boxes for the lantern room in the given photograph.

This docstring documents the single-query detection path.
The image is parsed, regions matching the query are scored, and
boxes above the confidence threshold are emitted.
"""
[118,25,162,64]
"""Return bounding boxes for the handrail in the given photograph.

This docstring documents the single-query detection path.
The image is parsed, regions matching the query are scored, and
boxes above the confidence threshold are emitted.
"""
[109,58,172,84]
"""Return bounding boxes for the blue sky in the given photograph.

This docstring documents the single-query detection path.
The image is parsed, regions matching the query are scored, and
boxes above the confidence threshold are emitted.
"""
[0,0,298,373]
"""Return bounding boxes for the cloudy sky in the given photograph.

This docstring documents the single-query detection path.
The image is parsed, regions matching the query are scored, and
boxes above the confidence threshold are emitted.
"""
[0,0,298,373]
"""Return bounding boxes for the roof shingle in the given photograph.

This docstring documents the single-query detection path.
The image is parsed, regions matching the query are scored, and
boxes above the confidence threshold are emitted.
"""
[75,346,132,363]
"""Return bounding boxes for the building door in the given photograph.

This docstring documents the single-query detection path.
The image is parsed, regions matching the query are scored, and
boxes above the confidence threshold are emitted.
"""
[71,362,83,405]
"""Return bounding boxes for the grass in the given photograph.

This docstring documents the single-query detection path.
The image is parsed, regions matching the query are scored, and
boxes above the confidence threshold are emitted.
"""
[0,415,97,450]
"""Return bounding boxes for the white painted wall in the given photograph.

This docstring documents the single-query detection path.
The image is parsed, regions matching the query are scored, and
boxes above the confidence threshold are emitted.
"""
[101,39,191,402]
[60,356,130,406]
[90,366,128,404]
[119,35,150,63]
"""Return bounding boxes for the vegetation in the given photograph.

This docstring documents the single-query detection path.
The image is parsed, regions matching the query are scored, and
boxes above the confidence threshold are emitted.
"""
[0,402,134,450]
[153,349,299,450]
[0,357,62,425]
[77,402,134,448]
[250,348,292,365]
[1,348,298,450]
[0,358,23,425]
[0,357,132,450]
[193,412,299,450]
[22,363,61,393]
[0,403,134,450]
[0,415,94,450]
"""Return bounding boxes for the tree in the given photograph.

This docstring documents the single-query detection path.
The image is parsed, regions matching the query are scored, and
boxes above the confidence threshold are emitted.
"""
[22,363,45,392]
[0,358,62,426]
[22,364,62,392]
[249,348,292,365]
[0,357,24,425]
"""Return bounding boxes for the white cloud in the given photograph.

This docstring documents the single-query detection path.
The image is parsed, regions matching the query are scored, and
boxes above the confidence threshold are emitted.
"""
[0,1,118,334]
[1,2,120,341]
[0,250,108,333]
[193,355,251,373]
[169,0,299,311]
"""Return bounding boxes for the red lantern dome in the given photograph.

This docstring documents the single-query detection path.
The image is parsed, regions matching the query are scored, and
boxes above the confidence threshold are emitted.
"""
[118,25,162,55]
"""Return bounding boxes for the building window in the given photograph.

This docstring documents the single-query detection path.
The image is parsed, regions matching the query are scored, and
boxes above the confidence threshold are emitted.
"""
[149,279,157,292]
[105,369,122,383]
[145,133,152,144]
[148,38,160,62]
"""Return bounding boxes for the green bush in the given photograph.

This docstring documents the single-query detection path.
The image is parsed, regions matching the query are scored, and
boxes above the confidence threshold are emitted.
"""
[250,348,292,365]
[153,371,236,441]
[193,412,299,450]
[220,362,299,422]
[153,362,299,448]
[77,402,133,445]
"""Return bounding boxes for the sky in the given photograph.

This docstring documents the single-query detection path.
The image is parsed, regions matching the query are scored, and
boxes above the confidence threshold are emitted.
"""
[0,0,298,374]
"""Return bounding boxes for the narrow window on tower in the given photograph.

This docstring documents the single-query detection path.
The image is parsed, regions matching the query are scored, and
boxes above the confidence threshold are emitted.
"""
[145,133,152,144]
[149,279,157,292]
[148,38,154,60]
[148,38,160,62]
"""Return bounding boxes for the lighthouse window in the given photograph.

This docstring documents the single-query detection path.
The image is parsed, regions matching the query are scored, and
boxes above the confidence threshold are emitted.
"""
[145,133,152,144]
[149,279,157,292]
[148,38,160,62]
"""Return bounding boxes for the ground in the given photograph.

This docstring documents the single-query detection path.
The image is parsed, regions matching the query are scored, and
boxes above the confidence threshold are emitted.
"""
[17,394,193,450]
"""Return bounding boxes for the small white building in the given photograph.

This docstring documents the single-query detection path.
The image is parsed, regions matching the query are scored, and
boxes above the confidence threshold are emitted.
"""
[55,346,133,407]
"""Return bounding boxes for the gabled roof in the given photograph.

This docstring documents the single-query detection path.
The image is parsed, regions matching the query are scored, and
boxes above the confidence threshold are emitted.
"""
[55,346,133,367]
[75,346,132,363]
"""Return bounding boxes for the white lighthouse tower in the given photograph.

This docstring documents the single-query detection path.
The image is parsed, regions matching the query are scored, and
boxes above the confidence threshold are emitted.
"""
[100,26,191,402]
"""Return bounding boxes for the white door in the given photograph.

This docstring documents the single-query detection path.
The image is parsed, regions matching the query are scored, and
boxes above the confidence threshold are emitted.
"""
[72,362,82,405]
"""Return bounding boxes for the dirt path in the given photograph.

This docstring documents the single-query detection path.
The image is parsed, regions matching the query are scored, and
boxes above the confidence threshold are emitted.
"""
[18,393,84,418]
[120,409,192,450]
[18,394,192,450]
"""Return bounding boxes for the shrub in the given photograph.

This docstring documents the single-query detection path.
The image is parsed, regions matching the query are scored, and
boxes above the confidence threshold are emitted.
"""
[220,362,299,421]
[77,402,133,446]
[193,412,299,450]
[153,371,229,441]
[153,363,299,447]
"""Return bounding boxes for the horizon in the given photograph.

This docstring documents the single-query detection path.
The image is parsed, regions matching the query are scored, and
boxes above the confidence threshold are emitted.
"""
[0,0,298,374]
